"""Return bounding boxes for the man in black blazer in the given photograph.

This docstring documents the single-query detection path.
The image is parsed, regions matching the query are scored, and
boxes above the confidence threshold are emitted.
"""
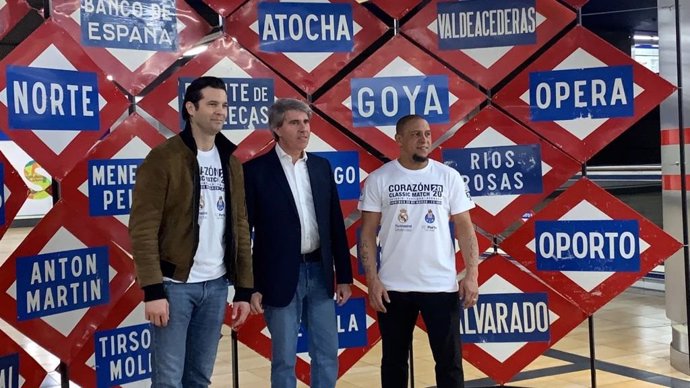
[243,98,353,388]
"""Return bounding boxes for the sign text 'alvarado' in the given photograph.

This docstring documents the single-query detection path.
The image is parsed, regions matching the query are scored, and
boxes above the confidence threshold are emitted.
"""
[461,293,551,343]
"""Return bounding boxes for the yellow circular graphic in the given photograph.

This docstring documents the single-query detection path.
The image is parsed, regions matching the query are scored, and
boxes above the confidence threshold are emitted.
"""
[24,161,51,200]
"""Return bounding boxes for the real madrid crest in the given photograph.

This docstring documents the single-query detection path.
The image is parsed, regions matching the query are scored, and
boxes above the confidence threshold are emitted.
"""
[398,208,409,223]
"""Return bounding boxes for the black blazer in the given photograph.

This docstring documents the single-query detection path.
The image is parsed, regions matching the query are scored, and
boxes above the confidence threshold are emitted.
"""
[243,147,353,307]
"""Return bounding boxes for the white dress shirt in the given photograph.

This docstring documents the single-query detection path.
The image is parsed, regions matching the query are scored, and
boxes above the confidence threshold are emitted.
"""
[275,144,320,253]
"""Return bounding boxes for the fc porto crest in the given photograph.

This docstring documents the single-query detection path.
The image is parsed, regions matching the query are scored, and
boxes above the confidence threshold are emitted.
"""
[425,209,436,224]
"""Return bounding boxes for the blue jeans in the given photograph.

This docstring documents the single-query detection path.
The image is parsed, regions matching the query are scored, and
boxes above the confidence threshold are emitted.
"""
[151,276,229,388]
[264,262,338,388]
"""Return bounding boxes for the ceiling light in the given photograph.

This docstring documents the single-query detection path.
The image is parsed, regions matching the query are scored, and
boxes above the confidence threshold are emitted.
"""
[633,34,659,41]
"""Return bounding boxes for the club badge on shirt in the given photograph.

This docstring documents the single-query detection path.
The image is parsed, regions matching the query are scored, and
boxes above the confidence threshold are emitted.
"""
[423,209,438,232]
[425,209,436,224]
[398,208,409,223]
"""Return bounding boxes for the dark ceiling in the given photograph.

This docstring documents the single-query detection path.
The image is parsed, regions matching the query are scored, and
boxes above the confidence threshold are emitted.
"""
[0,0,662,63]
[159,0,665,38]
[2,0,662,42]
[581,0,658,34]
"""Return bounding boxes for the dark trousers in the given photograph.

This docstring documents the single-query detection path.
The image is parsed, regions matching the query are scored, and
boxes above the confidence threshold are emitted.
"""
[377,291,464,388]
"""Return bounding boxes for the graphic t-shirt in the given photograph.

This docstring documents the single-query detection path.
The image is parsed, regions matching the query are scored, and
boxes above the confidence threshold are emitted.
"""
[187,146,227,283]
[358,159,475,292]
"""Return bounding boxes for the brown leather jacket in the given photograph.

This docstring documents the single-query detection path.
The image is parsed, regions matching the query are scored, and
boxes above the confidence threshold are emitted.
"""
[129,128,252,302]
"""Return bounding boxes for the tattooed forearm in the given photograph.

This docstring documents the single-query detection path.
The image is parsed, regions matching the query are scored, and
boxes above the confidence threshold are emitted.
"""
[359,211,382,282]
[359,239,378,280]
[360,242,369,265]
[455,212,479,275]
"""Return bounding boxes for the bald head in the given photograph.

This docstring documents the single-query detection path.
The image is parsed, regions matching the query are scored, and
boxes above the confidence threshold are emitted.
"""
[395,114,426,136]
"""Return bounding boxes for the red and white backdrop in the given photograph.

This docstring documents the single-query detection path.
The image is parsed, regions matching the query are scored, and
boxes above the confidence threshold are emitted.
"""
[0,0,682,386]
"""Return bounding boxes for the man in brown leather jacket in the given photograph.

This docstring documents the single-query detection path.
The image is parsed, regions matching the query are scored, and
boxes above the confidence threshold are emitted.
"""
[129,76,252,388]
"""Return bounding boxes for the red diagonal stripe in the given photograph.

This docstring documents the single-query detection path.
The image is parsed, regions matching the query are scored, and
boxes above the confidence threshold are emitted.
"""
[663,174,690,190]
[661,128,690,145]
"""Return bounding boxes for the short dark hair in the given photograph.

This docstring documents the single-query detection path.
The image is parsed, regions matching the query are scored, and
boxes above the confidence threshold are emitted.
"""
[268,98,312,141]
[395,114,425,135]
[181,76,226,122]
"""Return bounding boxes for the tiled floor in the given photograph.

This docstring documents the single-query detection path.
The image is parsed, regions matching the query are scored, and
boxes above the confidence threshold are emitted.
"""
[2,226,690,387]
[207,288,690,388]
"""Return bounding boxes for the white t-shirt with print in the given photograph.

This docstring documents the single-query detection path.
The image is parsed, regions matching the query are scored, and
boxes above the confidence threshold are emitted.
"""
[358,159,475,293]
[188,146,227,283]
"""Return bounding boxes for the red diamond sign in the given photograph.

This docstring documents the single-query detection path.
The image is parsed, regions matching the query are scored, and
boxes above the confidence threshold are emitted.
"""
[0,201,135,364]
[0,150,29,239]
[51,0,212,95]
[70,286,153,388]
[236,284,381,386]
[60,114,167,253]
[0,331,48,388]
[500,178,682,315]
[438,106,581,235]
[462,254,587,385]
[0,21,130,180]
[137,37,304,162]
[401,0,575,90]
[346,219,493,285]
[370,0,422,20]
[226,0,387,94]
[0,0,31,40]
[315,35,486,160]
[493,26,676,163]
[200,0,244,17]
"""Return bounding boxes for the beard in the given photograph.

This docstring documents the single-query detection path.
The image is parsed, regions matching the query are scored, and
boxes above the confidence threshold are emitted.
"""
[412,154,428,163]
